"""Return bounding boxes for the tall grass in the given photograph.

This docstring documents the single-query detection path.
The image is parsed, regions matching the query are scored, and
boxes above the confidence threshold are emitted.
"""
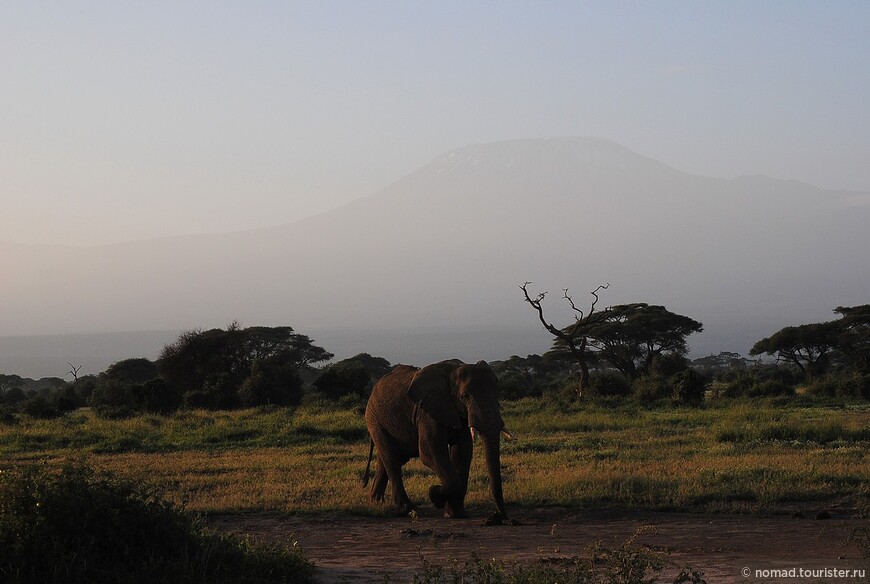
[1,398,867,514]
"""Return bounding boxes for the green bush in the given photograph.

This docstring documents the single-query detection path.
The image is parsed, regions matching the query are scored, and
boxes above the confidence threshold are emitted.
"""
[0,464,314,584]
[671,369,706,404]
[239,356,304,407]
[497,374,544,400]
[139,378,183,414]
[649,353,690,379]
[88,358,182,418]
[632,374,670,402]
[748,379,794,398]
[312,354,393,400]
[711,364,799,399]
[312,363,370,399]
[805,373,870,399]
[89,381,137,418]
[22,395,61,419]
[590,371,632,397]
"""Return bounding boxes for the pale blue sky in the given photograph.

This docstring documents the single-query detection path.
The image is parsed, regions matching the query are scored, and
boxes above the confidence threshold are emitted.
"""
[3,1,869,245]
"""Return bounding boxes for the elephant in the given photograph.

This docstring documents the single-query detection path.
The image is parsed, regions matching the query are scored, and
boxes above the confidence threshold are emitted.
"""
[362,359,510,520]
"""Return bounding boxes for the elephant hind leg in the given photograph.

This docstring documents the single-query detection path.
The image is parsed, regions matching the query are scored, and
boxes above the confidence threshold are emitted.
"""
[384,457,414,515]
[370,458,388,503]
[369,431,414,515]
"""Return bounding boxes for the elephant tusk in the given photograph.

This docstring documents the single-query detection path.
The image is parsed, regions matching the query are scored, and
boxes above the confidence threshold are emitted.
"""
[501,429,514,441]
[470,427,477,442]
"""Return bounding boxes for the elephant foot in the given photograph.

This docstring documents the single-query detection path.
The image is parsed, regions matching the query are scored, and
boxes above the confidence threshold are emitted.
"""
[395,502,415,516]
[444,504,468,519]
[428,485,447,509]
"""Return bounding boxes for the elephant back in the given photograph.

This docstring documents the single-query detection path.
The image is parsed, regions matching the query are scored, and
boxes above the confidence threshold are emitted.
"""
[365,365,420,440]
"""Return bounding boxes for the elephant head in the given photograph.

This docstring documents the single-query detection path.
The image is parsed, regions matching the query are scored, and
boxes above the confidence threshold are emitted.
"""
[407,360,509,518]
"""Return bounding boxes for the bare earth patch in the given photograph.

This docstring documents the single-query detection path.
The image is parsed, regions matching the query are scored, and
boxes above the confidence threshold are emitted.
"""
[208,506,868,583]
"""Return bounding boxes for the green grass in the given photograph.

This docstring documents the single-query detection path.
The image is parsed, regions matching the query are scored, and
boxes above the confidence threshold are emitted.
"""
[0,399,366,454]
[1,397,867,514]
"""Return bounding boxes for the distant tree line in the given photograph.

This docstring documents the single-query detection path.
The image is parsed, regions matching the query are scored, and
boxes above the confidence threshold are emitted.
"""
[746,305,870,398]
[0,323,390,420]
[517,283,869,403]
[2,301,868,421]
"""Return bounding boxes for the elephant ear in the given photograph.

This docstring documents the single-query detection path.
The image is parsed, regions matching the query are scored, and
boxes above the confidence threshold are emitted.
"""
[407,361,464,429]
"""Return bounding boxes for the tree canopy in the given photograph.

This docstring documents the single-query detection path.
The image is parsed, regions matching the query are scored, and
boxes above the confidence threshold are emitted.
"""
[312,353,392,400]
[582,303,703,380]
[522,283,703,392]
[751,305,870,379]
[834,305,870,374]
[159,323,332,408]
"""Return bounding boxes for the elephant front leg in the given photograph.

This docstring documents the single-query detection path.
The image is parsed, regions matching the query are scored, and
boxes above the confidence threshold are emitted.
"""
[445,440,473,518]
[421,439,469,519]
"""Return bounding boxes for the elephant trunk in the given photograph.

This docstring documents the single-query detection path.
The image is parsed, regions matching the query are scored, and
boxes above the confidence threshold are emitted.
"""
[480,432,507,518]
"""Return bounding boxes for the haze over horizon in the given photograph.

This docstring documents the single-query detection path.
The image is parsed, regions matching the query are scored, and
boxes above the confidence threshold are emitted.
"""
[2,3,869,378]
[2,135,868,378]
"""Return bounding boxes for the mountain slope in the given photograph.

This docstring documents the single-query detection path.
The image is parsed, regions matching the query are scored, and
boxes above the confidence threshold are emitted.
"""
[2,137,867,359]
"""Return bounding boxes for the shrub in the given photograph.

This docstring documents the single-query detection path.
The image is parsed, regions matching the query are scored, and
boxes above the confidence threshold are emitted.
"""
[671,369,706,404]
[312,364,370,400]
[0,464,314,584]
[1,387,27,405]
[103,358,161,385]
[497,373,544,400]
[711,364,799,399]
[805,373,870,399]
[160,324,331,410]
[88,358,182,418]
[590,371,632,397]
[632,375,670,402]
[748,379,794,398]
[312,354,393,400]
[53,384,85,414]
[139,378,183,414]
[649,353,690,379]
[238,356,304,407]
[89,381,137,419]
[22,395,60,419]
[491,354,573,400]
[406,532,707,583]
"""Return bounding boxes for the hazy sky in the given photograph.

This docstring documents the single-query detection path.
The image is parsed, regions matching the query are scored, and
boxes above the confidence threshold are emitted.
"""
[3,1,869,246]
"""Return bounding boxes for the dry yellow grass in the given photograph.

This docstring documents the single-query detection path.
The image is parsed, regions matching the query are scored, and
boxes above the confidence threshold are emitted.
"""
[3,400,868,514]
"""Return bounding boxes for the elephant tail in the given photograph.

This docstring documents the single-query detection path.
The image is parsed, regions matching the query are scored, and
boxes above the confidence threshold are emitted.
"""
[361,439,374,487]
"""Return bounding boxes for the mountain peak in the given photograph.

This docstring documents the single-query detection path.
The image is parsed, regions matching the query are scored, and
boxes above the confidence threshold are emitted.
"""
[424,137,682,181]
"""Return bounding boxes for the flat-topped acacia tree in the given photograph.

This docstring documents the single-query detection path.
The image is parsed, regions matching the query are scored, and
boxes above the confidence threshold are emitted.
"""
[521,283,703,394]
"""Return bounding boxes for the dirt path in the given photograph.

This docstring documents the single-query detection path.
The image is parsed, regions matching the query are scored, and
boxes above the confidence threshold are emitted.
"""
[209,507,868,583]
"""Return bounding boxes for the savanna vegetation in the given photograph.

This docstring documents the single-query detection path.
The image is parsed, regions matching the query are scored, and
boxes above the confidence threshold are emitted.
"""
[1,301,869,582]
[2,397,868,514]
[0,463,313,584]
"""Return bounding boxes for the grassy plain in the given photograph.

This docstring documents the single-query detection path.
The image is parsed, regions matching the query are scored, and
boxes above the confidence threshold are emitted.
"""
[1,397,868,515]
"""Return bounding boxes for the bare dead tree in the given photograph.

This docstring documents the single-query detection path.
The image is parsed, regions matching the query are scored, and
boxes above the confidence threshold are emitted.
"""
[67,362,83,382]
[520,282,610,395]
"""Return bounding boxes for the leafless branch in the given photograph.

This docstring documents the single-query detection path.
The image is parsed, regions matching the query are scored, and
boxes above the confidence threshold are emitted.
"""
[67,362,82,382]
[520,281,612,393]
[520,282,564,339]
[590,283,610,313]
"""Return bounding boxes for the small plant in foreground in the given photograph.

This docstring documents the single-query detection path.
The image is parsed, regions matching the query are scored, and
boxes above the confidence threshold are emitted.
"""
[404,531,707,584]
[0,463,314,584]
